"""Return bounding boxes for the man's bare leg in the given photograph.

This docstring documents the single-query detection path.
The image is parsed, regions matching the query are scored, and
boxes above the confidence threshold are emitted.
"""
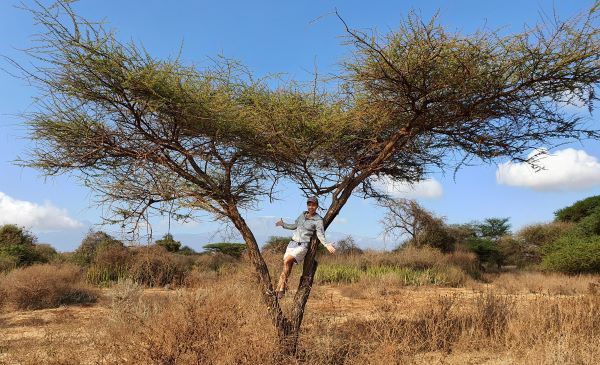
[276,255,296,294]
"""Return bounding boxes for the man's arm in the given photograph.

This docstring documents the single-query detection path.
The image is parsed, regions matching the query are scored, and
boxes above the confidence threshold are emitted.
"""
[315,219,336,254]
[276,215,299,230]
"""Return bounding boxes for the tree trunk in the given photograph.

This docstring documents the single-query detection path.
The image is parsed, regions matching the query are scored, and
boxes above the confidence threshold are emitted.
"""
[225,205,293,337]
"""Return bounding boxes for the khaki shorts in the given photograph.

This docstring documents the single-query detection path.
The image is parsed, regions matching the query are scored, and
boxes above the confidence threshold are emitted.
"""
[284,241,309,264]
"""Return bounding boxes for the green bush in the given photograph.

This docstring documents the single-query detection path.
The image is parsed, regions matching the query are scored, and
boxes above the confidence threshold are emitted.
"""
[262,236,291,254]
[0,224,53,267]
[0,224,36,246]
[555,195,600,223]
[203,242,247,258]
[31,243,59,263]
[155,233,181,253]
[574,210,600,236]
[464,237,503,269]
[541,235,600,274]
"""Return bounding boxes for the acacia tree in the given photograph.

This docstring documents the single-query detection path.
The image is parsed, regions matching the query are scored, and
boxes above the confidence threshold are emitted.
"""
[16,1,600,356]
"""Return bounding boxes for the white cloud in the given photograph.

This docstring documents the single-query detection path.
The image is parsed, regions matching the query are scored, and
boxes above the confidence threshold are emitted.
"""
[496,148,600,191]
[332,217,348,225]
[373,176,443,199]
[0,192,83,231]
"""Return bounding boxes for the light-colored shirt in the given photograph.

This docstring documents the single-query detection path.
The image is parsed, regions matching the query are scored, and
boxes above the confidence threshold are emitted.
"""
[282,212,330,246]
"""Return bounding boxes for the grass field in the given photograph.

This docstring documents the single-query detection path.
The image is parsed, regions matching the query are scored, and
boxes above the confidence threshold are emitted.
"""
[1,258,599,365]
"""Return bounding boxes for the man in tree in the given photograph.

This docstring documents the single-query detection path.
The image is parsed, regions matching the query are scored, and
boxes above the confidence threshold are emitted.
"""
[274,196,336,298]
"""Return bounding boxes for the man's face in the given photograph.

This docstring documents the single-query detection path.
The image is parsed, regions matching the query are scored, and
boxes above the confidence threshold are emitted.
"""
[307,201,318,214]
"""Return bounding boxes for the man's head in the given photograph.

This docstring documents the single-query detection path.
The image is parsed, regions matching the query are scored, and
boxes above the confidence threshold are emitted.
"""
[306,196,318,215]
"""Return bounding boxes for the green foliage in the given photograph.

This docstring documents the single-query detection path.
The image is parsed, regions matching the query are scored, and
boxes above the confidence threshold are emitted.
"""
[178,246,197,255]
[541,235,600,274]
[555,195,600,223]
[0,224,36,246]
[155,233,181,253]
[32,243,59,263]
[315,263,468,287]
[573,210,600,236]
[0,224,55,268]
[477,218,511,239]
[465,237,503,268]
[262,236,291,254]
[315,264,362,284]
[203,243,247,258]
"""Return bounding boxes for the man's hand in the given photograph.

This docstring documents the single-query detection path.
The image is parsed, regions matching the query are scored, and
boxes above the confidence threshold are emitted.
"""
[275,218,284,227]
[325,244,336,254]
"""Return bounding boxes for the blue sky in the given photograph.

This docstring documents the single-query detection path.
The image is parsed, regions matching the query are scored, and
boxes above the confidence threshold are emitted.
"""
[1,0,599,251]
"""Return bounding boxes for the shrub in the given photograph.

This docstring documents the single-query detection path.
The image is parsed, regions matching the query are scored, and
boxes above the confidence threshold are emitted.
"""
[0,224,36,246]
[0,264,98,310]
[517,221,575,247]
[555,195,600,223]
[178,245,197,255]
[0,253,18,272]
[574,210,600,236]
[335,236,364,256]
[155,233,182,252]
[86,244,133,286]
[128,246,193,286]
[541,235,600,274]
[203,242,247,258]
[262,236,290,254]
[465,237,503,269]
[31,243,59,263]
[72,231,124,266]
[195,252,238,272]
[0,224,52,267]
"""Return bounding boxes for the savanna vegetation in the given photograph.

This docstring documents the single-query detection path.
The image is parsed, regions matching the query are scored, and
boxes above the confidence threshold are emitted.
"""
[2,0,600,362]
[2,196,600,363]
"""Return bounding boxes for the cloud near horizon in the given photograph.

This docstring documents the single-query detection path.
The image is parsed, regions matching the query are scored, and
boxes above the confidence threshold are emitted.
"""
[373,176,443,199]
[0,192,83,231]
[496,148,600,191]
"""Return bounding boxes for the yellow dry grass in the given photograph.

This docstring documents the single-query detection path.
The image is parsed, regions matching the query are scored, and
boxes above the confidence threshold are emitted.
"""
[0,267,599,364]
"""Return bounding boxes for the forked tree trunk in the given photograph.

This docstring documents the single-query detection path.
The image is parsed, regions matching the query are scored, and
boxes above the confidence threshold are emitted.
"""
[225,177,371,355]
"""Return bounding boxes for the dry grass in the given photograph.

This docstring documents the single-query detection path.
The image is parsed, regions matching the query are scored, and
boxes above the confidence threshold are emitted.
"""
[0,264,98,311]
[1,260,599,364]
[485,271,600,295]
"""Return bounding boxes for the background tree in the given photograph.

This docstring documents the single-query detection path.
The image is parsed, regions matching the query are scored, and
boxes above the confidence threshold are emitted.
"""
[334,236,364,256]
[155,233,181,253]
[476,218,511,240]
[381,199,455,252]
[0,224,42,269]
[17,1,600,355]
[203,243,247,258]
